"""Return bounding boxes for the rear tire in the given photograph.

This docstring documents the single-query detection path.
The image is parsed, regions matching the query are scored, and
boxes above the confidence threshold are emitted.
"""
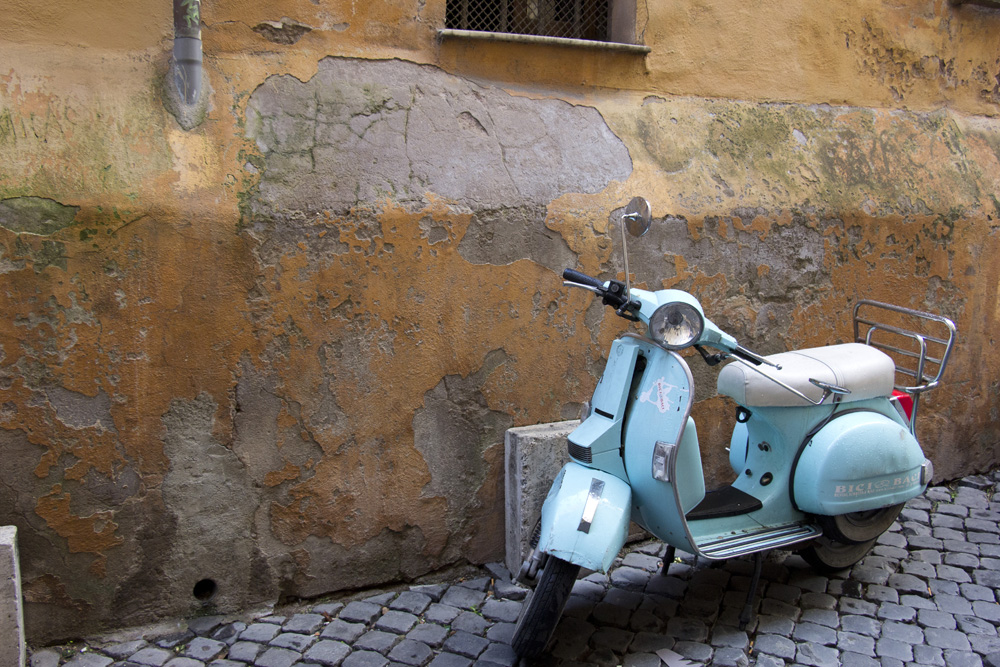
[819,503,904,544]
[801,535,877,573]
[511,556,580,660]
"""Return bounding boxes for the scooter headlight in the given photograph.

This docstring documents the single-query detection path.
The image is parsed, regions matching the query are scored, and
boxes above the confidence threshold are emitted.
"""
[649,302,705,349]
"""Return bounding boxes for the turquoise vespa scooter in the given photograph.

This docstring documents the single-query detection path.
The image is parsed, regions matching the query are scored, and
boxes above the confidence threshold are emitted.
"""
[511,197,957,659]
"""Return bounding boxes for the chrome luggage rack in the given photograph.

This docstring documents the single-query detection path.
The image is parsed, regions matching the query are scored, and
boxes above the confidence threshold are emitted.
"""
[853,299,957,432]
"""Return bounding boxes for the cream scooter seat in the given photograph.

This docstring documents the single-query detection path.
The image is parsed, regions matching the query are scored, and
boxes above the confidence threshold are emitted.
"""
[717,343,896,407]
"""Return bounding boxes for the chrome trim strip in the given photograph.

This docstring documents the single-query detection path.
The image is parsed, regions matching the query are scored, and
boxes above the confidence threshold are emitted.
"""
[921,458,935,486]
[578,478,605,534]
[699,524,821,559]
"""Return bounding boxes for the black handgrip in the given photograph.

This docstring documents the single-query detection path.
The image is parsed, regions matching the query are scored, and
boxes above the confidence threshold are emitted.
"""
[563,269,605,290]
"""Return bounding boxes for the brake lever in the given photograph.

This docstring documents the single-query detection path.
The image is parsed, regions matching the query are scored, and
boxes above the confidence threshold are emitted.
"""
[695,345,728,366]
[562,281,602,295]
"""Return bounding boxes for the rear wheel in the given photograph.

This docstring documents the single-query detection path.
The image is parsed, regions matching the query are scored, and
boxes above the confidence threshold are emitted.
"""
[511,556,580,660]
[801,535,877,573]
[819,503,904,544]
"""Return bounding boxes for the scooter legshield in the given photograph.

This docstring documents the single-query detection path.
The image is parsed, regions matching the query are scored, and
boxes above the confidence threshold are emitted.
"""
[536,462,632,573]
[793,410,929,515]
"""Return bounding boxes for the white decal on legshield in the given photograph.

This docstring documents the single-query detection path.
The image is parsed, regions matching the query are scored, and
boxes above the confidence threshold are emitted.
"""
[639,377,682,414]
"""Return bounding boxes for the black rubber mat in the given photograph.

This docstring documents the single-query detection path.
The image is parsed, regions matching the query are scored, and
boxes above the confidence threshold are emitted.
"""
[686,485,763,520]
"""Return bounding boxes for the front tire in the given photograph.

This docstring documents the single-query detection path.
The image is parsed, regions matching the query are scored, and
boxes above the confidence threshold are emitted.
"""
[511,556,580,660]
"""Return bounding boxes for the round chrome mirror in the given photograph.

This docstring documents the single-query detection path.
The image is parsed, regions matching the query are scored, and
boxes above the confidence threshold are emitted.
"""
[623,196,652,237]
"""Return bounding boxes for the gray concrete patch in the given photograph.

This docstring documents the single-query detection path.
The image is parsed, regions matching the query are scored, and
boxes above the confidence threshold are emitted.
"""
[0,197,79,236]
[246,59,631,218]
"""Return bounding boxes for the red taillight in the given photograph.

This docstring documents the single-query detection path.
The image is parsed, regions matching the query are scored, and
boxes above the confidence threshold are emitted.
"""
[892,390,914,421]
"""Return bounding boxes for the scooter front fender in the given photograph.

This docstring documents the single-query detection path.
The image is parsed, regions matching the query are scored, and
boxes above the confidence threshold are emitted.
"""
[537,462,632,573]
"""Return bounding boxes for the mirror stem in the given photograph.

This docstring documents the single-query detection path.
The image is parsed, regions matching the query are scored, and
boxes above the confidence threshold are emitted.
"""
[620,213,639,304]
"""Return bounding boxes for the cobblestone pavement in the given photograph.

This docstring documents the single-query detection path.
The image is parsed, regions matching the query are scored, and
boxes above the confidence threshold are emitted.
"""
[29,471,1000,667]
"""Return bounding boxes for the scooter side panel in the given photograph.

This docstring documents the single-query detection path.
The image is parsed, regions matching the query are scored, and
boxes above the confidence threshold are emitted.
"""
[632,418,701,555]
[728,420,749,475]
[537,462,632,573]
[621,345,703,555]
[793,411,927,515]
[728,405,818,528]
[592,340,643,419]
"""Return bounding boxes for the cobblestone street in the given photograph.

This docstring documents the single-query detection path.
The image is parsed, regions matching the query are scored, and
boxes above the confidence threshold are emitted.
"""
[29,471,1000,667]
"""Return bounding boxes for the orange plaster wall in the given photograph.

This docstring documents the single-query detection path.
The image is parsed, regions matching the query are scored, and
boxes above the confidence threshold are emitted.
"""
[0,0,998,642]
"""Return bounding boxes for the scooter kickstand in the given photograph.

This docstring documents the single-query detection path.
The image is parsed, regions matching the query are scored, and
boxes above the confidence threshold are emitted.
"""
[659,545,676,576]
[739,552,764,630]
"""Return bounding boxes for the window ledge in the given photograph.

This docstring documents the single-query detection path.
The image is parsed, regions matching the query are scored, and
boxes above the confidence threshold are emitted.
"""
[438,28,651,54]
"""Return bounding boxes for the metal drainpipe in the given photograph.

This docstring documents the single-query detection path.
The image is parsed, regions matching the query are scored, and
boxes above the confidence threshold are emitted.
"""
[173,0,202,105]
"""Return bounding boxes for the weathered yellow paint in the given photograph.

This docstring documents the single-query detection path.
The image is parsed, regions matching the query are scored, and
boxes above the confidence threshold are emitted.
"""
[167,129,223,193]
[35,485,122,577]
[0,0,998,643]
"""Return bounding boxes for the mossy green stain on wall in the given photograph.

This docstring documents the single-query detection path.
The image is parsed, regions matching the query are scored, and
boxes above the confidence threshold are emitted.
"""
[0,84,172,202]
[705,105,792,166]
[2,0,1000,644]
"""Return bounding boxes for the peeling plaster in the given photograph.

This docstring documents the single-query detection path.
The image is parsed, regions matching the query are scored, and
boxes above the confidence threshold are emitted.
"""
[0,0,999,645]
[244,58,632,218]
[0,197,79,236]
[253,18,314,45]
[413,349,513,559]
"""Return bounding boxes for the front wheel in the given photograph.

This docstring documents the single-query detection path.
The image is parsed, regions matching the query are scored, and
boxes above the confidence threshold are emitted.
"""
[511,556,580,660]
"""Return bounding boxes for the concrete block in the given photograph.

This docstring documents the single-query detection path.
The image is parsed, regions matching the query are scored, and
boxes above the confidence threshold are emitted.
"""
[504,420,578,576]
[0,525,25,667]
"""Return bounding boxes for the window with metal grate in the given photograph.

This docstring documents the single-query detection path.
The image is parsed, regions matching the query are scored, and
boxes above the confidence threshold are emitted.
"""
[446,0,612,42]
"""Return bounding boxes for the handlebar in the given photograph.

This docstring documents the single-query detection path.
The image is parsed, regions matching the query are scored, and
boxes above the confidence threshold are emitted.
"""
[563,269,605,290]
[562,268,641,321]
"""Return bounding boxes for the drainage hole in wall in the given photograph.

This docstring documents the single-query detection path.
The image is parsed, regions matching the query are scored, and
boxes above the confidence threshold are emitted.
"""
[193,578,217,601]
